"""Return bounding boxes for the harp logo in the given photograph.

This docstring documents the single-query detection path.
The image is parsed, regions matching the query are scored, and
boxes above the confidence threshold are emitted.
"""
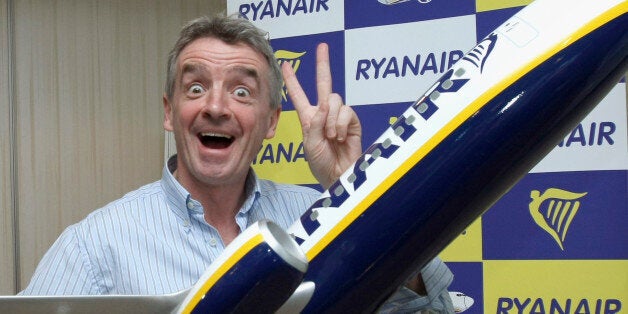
[275,50,307,102]
[529,188,587,250]
[462,33,497,73]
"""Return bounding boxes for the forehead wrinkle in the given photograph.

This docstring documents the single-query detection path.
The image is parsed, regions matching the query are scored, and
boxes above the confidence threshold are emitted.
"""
[227,65,261,86]
[179,62,209,83]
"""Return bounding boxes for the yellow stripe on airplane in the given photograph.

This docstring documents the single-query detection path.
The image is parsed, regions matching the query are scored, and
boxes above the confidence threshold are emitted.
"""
[181,234,265,314]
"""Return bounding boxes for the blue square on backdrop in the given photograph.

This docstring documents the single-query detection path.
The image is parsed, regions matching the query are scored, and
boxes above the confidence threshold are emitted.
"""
[345,0,475,30]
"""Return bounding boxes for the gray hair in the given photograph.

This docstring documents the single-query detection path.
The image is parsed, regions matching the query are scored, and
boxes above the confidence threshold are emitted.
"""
[165,15,282,109]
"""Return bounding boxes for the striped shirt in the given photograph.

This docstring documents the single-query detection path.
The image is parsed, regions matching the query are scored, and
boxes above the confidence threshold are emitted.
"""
[21,156,453,312]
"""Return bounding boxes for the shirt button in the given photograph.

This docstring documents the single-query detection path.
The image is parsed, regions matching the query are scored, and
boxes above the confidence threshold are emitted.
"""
[186,201,194,210]
[208,238,218,247]
[183,220,190,227]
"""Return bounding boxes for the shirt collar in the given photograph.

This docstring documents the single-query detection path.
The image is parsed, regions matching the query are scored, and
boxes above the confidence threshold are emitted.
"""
[160,154,261,220]
[241,168,262,215]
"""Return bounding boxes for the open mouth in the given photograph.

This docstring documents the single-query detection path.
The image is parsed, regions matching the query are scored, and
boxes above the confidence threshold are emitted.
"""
[198,132,234,149]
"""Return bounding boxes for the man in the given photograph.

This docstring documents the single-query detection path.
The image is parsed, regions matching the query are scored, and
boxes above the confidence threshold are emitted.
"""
[21,15,453,312]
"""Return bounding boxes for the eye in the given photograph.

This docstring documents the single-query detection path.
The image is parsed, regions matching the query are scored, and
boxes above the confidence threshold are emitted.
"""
[233,87,251,98]
[187,83,205,95]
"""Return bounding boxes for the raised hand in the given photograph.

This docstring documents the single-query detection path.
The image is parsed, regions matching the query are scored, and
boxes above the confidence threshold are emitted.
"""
[281,43,362,190]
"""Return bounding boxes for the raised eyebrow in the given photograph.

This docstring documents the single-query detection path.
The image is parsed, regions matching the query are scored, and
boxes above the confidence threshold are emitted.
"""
[179,63,209,83]
[227,66,261,86]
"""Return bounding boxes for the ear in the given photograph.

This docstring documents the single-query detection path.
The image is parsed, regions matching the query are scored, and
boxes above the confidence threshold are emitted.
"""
[265,107,281,139]
[163,94,174,132]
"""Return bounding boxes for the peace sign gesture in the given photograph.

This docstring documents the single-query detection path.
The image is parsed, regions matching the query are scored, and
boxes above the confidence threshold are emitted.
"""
[281,43,362,190]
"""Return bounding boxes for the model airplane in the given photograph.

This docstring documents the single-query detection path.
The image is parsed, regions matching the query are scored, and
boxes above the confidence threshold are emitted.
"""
[378,0,432,5]
[1,0,625,312]
[378,0,411,4]
[285,0,626,312]
[450,291,475,313]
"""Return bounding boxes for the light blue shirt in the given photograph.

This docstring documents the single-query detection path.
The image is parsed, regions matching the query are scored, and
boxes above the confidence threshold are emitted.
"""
[21,156,453,312]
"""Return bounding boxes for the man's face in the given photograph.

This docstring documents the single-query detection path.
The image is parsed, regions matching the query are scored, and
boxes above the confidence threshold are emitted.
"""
[163,37,280,189]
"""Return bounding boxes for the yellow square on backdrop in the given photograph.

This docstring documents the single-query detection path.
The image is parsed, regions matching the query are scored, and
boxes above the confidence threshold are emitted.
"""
[253,110,317,185]
[440,217,483,262]
[483,260,627,313]
[476,0,533,12]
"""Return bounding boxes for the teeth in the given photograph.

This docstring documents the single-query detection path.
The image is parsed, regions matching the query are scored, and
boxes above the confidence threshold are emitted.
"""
[200,132,232,139]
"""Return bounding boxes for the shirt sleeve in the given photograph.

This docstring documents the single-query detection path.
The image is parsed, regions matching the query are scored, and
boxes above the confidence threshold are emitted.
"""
[377,257,454,313]
[19,225,100,295]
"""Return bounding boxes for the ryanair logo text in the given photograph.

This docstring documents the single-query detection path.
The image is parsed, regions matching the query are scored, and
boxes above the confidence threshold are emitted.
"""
[355,50,464,80]
[497,297,621,314]
[529,188,586,250]
[253,141,306,164]
[558,121,616,147]
[238,0,330,21]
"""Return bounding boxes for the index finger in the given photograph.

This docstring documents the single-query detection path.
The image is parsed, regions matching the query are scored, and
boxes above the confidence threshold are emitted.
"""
[316,43,332,106]
[282,61,313,118]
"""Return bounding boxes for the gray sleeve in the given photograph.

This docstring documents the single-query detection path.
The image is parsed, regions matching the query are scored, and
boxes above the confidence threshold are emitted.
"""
[378,257,454,313]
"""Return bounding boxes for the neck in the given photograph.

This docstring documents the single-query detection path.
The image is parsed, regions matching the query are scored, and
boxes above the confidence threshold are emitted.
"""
[174,169,251,245]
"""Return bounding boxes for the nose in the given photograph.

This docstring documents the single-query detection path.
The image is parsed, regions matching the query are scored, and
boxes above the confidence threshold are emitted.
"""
[203,88,231,120]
